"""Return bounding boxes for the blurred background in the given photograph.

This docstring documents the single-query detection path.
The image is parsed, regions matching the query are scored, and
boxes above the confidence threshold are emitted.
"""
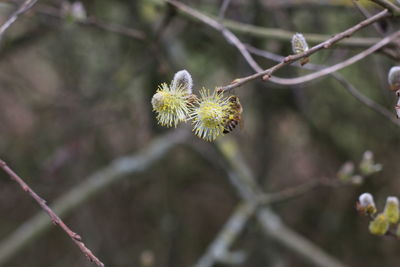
[0,0,400,266]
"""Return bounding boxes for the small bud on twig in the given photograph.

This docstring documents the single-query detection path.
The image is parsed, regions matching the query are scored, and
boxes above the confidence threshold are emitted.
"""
[359,151,382,176]
[388,66,400,91]
[337,161,354,182]
[171,69,193,94]
[291,33,309,66]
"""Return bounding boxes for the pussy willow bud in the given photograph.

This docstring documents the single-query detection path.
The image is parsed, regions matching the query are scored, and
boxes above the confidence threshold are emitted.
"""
[369,213,389,236]
[359,151,382,176]
[384,196,400,224]
[61,2,87,22]
[291,33,309,66]
[337,161,354,182]
[388,66,400,91]
[171,70,193,94]
[357,193,377,216]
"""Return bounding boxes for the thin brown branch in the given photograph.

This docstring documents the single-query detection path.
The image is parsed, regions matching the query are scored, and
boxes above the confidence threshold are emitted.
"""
[258,179,334,205]
[166,0,391,92]
[0,160,105,267]
[247,45,400,127]
[268,30,400,85]
[222,19,381,48]
[0,0,38,39]
[0,130,188,266]
[214,138,347,267]
[219,9,391,91]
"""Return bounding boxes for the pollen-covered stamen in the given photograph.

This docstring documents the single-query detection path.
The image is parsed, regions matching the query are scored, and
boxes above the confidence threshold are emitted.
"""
[151,83,190,128]
[190,89,229,142]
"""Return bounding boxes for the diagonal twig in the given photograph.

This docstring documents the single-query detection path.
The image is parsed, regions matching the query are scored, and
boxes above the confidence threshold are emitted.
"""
[213,138,347,267]
[0,0,38,39]
[166,0,391,92]
[267,30,400,85]
[246,45,400,127]
[0,130,188,266]
[0,159,105,267]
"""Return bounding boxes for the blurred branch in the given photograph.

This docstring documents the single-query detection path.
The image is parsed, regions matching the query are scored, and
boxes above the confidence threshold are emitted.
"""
[222,19,380,48]
[194,202,254,267]
[0,160,105,267]
[267,30,400,85]
[352,0,386,35]
[214,138,347,267]
[218,0,232,21]
[166,0,381,48]
[166,0,391,92]
[0,0,38,40]
[247,45,400,127]
[370,0,400,15]
[0,130,188,266]
[258,178,341,205]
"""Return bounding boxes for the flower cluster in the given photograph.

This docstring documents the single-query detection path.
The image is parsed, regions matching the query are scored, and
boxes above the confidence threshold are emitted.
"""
[151,70,242,141]
[357,193,400,237]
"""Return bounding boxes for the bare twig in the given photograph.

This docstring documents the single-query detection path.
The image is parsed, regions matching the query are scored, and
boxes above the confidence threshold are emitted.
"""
[257,179,340,205]
[0,160,105,267]
[222,19,381,48]
[0,0,38,39]
[246,45,400,127]
[214,138,347,267]
[265,30,400,85]
[218,0,232,21]
[0,130,188,266]
[220,10,391,91]
[166,0,391,92]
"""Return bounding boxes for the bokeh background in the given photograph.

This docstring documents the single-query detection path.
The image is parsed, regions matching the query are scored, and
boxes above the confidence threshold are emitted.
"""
[0,0,400,266]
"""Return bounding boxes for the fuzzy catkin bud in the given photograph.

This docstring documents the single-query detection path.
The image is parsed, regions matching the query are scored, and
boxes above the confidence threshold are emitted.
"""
[171,70,193,94]
[369,213,389,236]
[357,193,377,216]
[291,33,309,65]
[388,66,400,91]
[384,196,400,224]
[359,150,382,176]
[291,33,308,54]
[337,161,354,182]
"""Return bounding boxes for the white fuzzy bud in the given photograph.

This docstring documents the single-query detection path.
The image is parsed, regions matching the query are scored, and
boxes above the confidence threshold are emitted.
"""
[388,66,400,91]
[359,193,375,208]
[291,33,309,54]
[171,70,193,94]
